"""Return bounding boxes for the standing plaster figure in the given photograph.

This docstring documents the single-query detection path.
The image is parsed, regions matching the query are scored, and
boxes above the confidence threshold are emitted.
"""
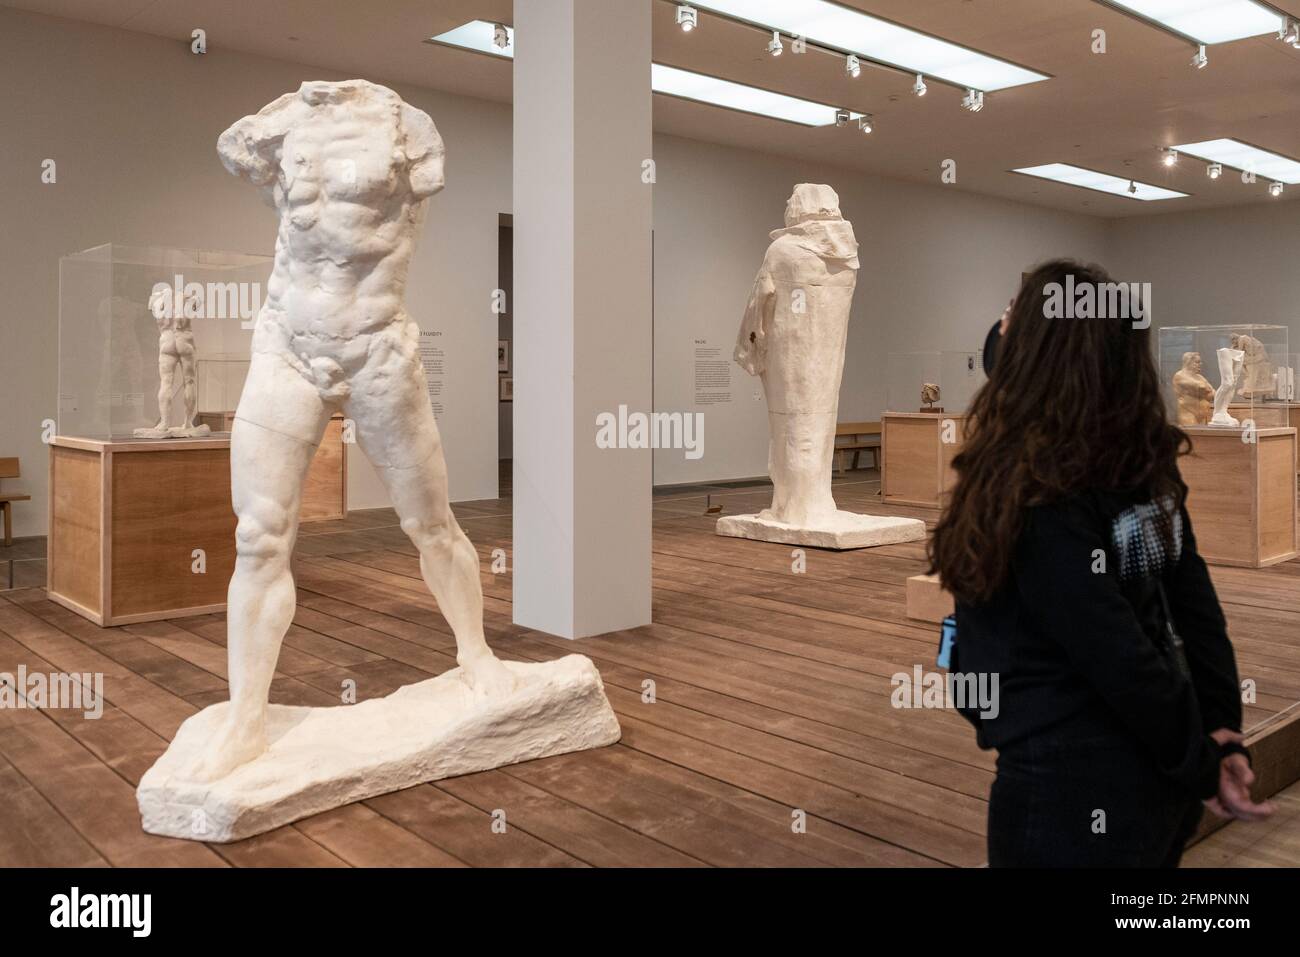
[1210,346,1246,427]
[718,184,924,549]
[132,285,211,438]
[185,80,514,781]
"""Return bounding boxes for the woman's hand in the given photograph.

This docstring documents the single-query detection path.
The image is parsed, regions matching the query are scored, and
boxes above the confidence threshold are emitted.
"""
[1204,729,1275,822]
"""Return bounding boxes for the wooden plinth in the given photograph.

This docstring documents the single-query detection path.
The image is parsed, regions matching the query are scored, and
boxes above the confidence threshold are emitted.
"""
[882,413,967,509]
[906,573,953,624]
[47,436,236,626]
[195,411,348,523]
[1180,426,1298,568]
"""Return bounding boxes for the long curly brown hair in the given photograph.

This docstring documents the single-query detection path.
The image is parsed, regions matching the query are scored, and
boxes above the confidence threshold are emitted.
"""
[928,259,1189,605]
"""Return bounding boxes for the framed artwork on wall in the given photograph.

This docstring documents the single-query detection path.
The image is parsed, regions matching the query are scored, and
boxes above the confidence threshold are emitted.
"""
[498,339,510,373]
[499,377,513,401]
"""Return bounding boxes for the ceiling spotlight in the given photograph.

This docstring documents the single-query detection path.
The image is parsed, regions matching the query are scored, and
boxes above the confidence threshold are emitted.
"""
[492,22,509,49]
[1162,148,1179,167]
[858,114,874,134]
[1128,179,1138,195]
[961,88,984,112]
[676,4,697,33]
[913,74,928,97]
[1207,162,1223,179]
[834,109,850,127]
[845,54,861,78]
[1281,18,1300,47]
[1270,181,1285,197]
[1191,44,1208,69]
[767,30,783,57]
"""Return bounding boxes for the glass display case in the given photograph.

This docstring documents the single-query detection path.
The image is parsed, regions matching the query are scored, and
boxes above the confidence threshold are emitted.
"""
[885,350,986,414]
[1158,324,1290,429]
[58,243,271,439]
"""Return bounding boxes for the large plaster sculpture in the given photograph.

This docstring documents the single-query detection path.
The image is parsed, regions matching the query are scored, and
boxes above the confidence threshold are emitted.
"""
[1210,345,1246,427]
[137,80,619,842]
[1172,352,1214,426]
[132,286,211,438]
[715,184,925,550]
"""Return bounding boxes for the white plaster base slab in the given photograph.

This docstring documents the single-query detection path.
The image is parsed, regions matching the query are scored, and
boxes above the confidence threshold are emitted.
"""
[137,655,621,843]
[132,423,212,439]
[716,510,927,550]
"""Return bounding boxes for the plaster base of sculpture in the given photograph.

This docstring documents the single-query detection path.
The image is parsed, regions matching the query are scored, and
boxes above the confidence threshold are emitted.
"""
[716,510,926,550]
[137,655,620,843]
[132,423,212,439]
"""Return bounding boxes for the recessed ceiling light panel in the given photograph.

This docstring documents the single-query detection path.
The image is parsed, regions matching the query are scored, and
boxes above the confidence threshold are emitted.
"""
[429,20,513,58]
[428,24,861,127]
[652,64,858,126]
[1174,139,1300,184]
[688,0,1048,91]
[1014,164,1190,201]
[1101,0,1283,45]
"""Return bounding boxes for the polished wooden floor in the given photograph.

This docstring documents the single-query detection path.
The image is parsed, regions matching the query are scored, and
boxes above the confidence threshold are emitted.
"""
[1,467,1298,867]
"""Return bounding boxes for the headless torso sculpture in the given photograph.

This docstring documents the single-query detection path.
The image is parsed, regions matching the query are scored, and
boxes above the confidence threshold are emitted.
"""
[184,79,514,781]
[716,184,924,549]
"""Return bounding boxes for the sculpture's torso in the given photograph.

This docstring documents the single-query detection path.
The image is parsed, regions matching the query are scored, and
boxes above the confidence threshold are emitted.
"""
[261,92,422,357]
[757,237,857,415]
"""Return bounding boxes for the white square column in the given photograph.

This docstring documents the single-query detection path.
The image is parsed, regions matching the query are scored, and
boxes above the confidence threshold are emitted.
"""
[512,0,653,638]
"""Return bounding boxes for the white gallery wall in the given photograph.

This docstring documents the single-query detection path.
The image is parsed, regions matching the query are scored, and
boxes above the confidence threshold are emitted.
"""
[1109,202,1300,351]
[5,9,1296,538]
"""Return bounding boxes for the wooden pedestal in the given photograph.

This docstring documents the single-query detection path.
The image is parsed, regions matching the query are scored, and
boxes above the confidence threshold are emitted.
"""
[906,573,954,624]
[1180,426,1298,568]
[195,411,348,522]
[882,413,967,509]
[48,436,236,626]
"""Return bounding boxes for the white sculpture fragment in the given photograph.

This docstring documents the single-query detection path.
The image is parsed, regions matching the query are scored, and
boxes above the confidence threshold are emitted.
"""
[715,184,925,550]
[137,80,619,842]
[1210,345,1246,427]
[132,285,212,438]
[1231,333,1274,398]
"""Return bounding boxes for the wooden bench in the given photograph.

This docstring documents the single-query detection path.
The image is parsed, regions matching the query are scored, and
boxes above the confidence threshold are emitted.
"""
[834,421,882,474]
[0,457,32,547]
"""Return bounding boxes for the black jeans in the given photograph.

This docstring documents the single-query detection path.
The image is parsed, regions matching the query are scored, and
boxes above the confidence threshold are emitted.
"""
[988,724,1204,867]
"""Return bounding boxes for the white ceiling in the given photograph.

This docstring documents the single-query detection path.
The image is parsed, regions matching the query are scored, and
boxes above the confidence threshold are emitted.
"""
[7,0,1300,218]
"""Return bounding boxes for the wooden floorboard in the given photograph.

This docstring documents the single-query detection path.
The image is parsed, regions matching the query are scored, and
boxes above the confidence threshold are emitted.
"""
[2,468,1298,866]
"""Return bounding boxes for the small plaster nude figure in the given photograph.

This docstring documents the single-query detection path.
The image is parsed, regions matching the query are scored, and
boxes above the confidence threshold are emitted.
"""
[133,285,212,438]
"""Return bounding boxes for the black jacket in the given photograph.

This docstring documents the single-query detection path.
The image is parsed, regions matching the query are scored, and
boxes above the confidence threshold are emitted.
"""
[953,487,1241,800]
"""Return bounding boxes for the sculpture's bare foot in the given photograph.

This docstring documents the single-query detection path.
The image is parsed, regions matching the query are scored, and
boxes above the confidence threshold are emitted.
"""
[460,652,516,699]
[177,716,266,783]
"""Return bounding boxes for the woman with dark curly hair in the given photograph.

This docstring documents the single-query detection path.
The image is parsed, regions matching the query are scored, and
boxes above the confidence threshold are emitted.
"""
[930,259,1272,867]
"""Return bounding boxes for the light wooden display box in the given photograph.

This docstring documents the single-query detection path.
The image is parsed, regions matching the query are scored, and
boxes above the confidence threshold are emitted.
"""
[48,436,236,626]
[906,572,953,624]
[1180,426,1298,568]
[881,412,967,509]
[196,412,348,522]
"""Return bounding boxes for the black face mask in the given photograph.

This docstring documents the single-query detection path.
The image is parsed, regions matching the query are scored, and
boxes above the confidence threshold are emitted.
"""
[982,320,1002,377]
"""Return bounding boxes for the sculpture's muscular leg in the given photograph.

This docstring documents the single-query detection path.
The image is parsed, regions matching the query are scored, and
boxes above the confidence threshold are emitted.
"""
[178,340,199,427]
[181,352,328,782]
[156,351,179,431]
[348,321,513,697]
